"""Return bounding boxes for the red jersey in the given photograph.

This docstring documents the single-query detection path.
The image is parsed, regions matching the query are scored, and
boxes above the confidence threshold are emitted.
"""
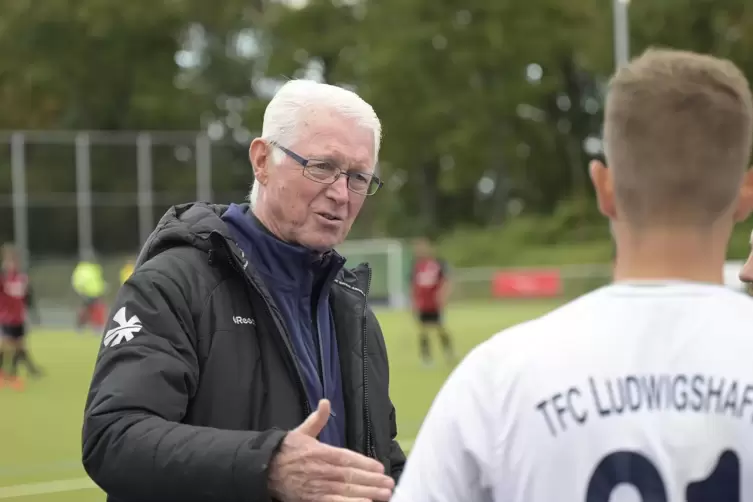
[0,269,30,325]
[411,257,448,312]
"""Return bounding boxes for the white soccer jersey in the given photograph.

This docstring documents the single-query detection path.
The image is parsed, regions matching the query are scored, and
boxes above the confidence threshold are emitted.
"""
[393,281,753,502]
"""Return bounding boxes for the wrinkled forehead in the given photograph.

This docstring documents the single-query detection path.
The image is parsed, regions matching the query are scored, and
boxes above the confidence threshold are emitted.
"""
[295,113,376,171]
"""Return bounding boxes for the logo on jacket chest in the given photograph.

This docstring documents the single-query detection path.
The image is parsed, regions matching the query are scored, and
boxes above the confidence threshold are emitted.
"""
[233,316,255,326]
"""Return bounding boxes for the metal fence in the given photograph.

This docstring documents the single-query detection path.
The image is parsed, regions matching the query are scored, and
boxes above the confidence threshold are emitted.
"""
[0,129,402,320]
[0,130,255,265]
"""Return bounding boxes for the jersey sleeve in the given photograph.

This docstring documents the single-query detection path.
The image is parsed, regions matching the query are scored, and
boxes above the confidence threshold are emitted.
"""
[392,344,497,502]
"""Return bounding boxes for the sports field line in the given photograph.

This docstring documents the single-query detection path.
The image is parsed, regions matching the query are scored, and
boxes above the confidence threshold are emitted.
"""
[0,438,416,499]
[0,478,96,499]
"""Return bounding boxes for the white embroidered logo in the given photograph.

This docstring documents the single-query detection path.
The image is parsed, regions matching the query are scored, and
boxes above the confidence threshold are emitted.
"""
[233,316,255,325]
[103,307,143,347]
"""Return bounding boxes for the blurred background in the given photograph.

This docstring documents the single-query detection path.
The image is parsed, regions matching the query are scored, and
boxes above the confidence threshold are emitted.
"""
[1,0,753,500]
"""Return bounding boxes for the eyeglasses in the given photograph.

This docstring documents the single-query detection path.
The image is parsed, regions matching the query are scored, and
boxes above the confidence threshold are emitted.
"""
[269,140,383,196]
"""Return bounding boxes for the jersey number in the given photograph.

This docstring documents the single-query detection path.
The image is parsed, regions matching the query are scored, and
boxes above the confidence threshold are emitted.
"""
[586,450,739,501]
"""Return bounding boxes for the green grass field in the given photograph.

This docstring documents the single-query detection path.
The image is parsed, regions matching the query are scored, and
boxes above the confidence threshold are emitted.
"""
[0,299,560,501]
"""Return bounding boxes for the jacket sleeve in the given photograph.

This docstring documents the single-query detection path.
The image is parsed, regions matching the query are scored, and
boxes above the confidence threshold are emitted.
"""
[369,310,407,482]
[82,261,287,502]
[388,400,407,482]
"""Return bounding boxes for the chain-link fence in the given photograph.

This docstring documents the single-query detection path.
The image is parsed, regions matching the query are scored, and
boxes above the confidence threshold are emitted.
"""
[0,130,621,328]
[451,264,613,302]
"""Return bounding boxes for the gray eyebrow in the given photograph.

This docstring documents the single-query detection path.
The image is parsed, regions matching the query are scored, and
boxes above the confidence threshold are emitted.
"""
[309,156,372,174]
[307,155,338,164]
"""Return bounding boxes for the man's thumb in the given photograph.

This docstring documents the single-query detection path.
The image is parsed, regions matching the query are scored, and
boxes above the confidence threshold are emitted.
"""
[295,399,331,437]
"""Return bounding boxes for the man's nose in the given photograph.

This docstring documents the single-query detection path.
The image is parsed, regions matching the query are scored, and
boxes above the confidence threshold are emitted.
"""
[325,175,350,203]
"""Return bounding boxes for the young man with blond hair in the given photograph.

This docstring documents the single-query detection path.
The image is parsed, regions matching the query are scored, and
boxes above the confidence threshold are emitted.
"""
[394,48,753,502]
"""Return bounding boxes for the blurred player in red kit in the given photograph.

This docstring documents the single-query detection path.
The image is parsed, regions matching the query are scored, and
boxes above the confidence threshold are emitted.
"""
[0,243,42,390]
[411,237,455,366]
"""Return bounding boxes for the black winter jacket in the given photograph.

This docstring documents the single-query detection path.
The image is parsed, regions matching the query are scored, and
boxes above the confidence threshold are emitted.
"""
[81,202,406,502]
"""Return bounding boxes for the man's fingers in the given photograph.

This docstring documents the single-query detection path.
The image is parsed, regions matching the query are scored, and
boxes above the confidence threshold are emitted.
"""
[322,497,371,502]
[337,482,394,501]
[317,445,385,473]
[325,466,395,490]
[340,450,385,473]
[294,399,331,437]
[320,483,393,502]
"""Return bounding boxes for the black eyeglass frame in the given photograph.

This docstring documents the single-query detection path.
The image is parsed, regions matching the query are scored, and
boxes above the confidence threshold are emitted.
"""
[268,140,383,196]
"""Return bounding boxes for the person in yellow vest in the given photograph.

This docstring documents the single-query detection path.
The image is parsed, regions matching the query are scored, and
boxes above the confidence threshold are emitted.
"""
[119,257,135,284]
[72,255,107,333]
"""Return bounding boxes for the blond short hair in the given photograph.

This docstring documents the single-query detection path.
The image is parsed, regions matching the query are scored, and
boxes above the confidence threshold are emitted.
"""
[604,48,753,225]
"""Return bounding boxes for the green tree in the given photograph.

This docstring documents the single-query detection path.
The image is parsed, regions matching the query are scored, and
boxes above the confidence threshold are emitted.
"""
[3,0,753,252]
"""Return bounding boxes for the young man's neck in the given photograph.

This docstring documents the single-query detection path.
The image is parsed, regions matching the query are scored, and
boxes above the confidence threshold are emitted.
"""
[612,224,729,285]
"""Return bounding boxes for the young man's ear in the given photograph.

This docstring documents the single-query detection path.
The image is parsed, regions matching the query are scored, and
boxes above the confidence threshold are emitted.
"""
[733,167,753,222]
[589,159,617,219]
[249,138,270,186]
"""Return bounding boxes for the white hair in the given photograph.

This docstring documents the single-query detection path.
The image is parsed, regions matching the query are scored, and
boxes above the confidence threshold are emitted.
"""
[249,79,382,208]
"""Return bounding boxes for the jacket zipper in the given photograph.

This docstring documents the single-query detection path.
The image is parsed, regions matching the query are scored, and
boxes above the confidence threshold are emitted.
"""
[313,259,345,419]
[314,309,328,402]
[210,239,311,417]
[362,266,376,458]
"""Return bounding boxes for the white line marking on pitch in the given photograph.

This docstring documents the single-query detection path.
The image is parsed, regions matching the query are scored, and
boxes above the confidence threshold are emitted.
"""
[0,438,416,499]
[0,477,96,499]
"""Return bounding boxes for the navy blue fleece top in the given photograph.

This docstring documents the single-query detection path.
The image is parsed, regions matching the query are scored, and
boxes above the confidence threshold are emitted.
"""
[222,203,347,447]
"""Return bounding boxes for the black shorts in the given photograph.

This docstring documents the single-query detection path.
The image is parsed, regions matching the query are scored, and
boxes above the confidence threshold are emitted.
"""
[1,324,26,339]
[417,311,442,324]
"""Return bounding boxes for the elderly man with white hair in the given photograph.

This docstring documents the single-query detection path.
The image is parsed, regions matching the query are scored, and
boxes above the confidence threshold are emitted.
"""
[82,80,405,502]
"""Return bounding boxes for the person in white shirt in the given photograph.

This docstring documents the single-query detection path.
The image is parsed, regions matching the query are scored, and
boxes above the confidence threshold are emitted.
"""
[392,48,753,502]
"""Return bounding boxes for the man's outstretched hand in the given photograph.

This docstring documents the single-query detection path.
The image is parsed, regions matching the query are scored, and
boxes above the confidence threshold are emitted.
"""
[268,399,395,502]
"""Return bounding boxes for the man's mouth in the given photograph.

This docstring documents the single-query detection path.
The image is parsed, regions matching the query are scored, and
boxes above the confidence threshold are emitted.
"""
[317,212,343,222]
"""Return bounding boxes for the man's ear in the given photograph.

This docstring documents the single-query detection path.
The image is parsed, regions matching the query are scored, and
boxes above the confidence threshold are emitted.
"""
[589,159,617,219]
[249,138,270,186]
[733,167,753,222]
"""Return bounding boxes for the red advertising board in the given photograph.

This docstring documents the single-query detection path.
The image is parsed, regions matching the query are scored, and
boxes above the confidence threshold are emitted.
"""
[492,269,562,298]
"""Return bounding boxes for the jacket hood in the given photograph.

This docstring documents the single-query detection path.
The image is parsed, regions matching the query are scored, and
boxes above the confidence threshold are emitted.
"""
[135,202,234,267]
[136,201,371,293]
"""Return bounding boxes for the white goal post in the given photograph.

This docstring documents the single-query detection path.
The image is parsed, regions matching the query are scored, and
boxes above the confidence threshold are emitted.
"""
[335,238,408,309]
